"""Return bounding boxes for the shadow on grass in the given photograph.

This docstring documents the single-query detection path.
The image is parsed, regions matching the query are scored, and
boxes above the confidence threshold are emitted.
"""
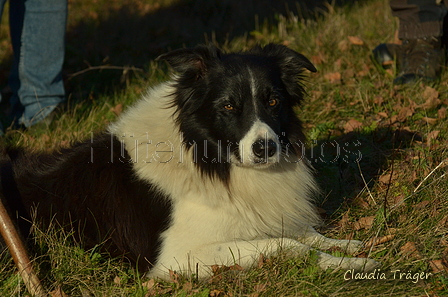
[64,0,359,99]
[310,126,422,215]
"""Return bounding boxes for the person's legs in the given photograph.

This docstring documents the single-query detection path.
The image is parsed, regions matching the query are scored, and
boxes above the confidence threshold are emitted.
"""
[391,0,446,39]
[9,0,67,127]
[374,0,447,84]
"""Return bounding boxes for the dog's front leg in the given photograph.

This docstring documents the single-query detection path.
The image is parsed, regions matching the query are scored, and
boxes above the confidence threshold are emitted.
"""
[149,238,312,280]
[149,237,378,280]
[298,226,364,254]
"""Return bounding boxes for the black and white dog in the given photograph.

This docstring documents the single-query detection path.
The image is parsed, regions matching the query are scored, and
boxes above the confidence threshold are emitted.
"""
[0,44,378,280]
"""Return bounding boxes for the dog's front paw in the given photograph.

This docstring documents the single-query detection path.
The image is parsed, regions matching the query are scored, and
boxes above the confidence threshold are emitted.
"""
[318,252,381,272]
[343,239,364,254]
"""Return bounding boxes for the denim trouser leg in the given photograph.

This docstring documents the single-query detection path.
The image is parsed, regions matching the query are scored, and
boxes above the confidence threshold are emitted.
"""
[9,0,67,127]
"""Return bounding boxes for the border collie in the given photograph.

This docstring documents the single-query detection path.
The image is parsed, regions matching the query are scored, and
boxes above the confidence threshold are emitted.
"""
[0,44,378,280]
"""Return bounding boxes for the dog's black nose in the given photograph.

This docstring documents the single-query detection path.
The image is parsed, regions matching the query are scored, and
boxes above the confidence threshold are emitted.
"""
[252,139,277,158]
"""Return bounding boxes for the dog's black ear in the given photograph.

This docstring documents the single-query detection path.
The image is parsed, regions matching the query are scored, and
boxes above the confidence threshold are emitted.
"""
[257,43,317,73]
[252,43,316,104]
[157,45,222,79]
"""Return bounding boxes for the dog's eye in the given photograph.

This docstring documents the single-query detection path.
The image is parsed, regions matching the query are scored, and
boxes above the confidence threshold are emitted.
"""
[224,104,234,111]
[268,99,278,107]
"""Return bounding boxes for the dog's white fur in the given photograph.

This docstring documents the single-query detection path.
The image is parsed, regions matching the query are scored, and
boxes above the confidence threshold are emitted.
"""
[109,83,379,280]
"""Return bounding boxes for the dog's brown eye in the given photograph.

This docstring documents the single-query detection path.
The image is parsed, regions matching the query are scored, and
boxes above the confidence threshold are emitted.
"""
[269,99,278,107]
[224,104,234,110]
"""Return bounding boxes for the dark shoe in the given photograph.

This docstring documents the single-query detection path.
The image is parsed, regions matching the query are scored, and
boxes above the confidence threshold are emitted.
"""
[373,43,402,68]
[373,37,444,84]
[395,37,443,84]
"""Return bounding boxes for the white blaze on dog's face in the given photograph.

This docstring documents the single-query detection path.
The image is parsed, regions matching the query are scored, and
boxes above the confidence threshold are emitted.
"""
[235,119,281,167]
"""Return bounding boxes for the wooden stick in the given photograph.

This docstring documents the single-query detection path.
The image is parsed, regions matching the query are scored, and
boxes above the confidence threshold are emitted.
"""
[0,198,47,297]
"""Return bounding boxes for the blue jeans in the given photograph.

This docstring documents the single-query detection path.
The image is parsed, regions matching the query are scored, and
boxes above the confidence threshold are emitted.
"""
[0,0,67,128]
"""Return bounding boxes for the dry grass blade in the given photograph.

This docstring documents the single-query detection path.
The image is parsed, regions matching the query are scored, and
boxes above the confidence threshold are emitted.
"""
[414,159,448,193]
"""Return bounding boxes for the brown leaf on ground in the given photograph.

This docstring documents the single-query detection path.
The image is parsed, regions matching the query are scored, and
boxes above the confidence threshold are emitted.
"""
[438,107,447,119]
[258,253,266,268]
[374,95,384,105]
[397,106,414,122]
[427,130,440,146]
[210,289,226,297]
[169,269,180,283]
[143,279,156,290]
[352,196,370,209]
[50,287,69,297]
[393,194,405,206]
[421,117,437,125]
[414,200,430,209]
[338,211,350,229]
[230,264,244,271]
[311,53,326,65]
[113,276,121,284]
[365,234,395,248]
[338,39,349,51]
[379,172,396,185]
[111,103,123,116]
[378,111,388,118]
[429,259,448,273]
[344,119,362,133]
[400,241,422,259]
[420,86,440,109]
[353,216,375,230]
[347,36,364,45]
[324,72,342,83]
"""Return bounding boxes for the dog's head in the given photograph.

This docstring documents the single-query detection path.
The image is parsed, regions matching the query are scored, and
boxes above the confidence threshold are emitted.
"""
[158,44,316,180]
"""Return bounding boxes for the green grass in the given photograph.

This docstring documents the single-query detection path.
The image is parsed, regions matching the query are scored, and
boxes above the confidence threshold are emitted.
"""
[1,0,448,296]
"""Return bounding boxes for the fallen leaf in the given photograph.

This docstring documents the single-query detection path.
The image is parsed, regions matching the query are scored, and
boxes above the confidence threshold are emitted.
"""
[347,36,364,45]
[210,289,225,297]
[365,234,395,248]
[438,107,447,119]
[400,241,422,259]
[429,259,448,273]
[338,39,349,51]
[183,282,193,292]
[379,172,396,185]
[338,211,350,229]
[427,130,440,146]
[324,72,342,83]
[111,103,123,116]
[378,111,388,118]
[421,117,437,125]
[397,106,414,122]
[142,278,156,290]
[352,196,370,209]
[230,264,244,271]
[420,86,440,109]
[311,53,326,65]
[414,200,429,209]
[258,253,266,268]
[353,216,375,230]
[393,194,405,206]
[169,269,180,283]
[113,276,121,284]
[374,95,384,105]
[50,287,69,297]
[344,119,362,133]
